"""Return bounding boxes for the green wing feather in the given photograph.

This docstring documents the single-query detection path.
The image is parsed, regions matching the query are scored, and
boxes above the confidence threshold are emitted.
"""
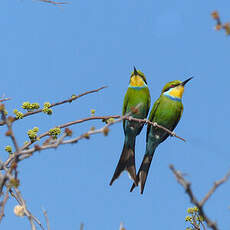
[147,97,183,143]
[171,104,183,131]
[146,97,161,142]
[146,91,151,118]
[122,91,129,130]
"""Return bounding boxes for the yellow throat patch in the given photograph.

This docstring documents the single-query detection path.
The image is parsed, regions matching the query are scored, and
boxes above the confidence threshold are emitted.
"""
[130,75,145,87]
[169,85,184,98]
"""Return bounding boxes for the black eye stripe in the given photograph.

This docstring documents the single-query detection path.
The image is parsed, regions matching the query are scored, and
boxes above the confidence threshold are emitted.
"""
[163,83,180,92]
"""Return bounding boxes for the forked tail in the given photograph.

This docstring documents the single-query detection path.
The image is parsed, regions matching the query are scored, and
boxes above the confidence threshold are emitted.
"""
[130,154,153,194]
[110,138,137,186]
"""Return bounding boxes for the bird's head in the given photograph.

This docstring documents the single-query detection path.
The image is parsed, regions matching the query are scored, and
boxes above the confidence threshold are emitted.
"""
[162,77,193,99]
[129,66,147,87]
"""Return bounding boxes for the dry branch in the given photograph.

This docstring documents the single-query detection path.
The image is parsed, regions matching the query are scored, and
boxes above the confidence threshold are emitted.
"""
[0,98,11,103]
[3,114,185,164]
[170,164,230,230]
[0,86,107,126]
[0,190,9,222]
[42,209,50,230]
[0,85,186,229]
[36,0,69,6]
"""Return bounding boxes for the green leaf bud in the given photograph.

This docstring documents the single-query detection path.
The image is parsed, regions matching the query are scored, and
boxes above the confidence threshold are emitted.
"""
[187,208,194,214]
[5,145,12,154]
[13,109,24,119]
[27,127,39,142]
[33,127,39,133]
[91,109,96,116]
[43,102,51,108]
[49,127,61,139]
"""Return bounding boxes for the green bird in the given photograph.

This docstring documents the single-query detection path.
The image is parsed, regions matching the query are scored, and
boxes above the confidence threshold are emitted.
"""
[130,77,193,194]
[109,67,151,186]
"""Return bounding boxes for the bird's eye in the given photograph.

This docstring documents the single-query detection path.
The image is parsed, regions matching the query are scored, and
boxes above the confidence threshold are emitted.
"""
[170,85,174,88]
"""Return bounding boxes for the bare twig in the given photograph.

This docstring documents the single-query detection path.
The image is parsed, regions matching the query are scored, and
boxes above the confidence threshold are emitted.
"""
[0,98,11,103]
[201,220,207,230]
[200,170,230,206]
[11,188,45,230]
[35,0,69,5]
[169,164,230,230]
[1,109,20,153]
[0,86,107,126]
[0,189,9,222]
[42,209,50,230]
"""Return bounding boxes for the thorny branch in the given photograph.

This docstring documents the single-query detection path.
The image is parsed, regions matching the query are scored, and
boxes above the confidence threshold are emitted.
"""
[0,86,185,230]
[4,113,185,165]
[0,86,107,126]
[170,164,230,230]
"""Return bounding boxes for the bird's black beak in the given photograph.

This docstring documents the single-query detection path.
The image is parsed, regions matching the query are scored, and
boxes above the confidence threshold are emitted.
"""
[181,77,193,86]
[133,66,138,76]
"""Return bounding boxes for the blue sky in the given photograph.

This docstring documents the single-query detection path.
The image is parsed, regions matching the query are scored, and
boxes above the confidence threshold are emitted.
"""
[1,0,230,229]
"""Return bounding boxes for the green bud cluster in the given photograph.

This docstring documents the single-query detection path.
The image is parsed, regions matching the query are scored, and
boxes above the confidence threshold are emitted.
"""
[90,109,96,116]
[5,145,12,154]
[13,109,24,119]
[185,216,192,222]
[49,127,61,139]
[105,118,115,124]
[22,101,40,112]
[27,127,39,142]
[102,118,115,124]
[71,94,77,99]
[185,206,204,230]
[42,102,52,115]
[187,207,199,214]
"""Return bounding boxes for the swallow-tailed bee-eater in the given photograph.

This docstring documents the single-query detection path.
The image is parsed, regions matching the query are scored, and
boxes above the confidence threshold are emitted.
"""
[130,77,193,194]
[109,67,151,186]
